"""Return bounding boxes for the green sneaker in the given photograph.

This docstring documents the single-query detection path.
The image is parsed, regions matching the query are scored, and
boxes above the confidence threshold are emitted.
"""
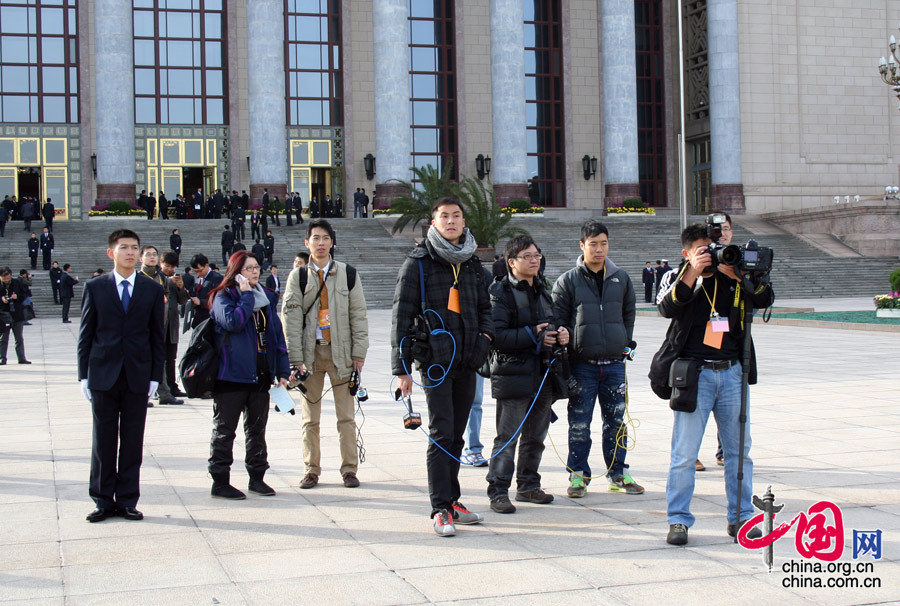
[609,473,645,495]
[567,474,587,498]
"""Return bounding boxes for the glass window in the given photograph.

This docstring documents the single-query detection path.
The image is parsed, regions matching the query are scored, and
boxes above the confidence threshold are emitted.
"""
[43,67,65,93]
[162,141,181,164]
[205,41,221,67]
[19,139,39,164]
[297,71,323,97]
[292,141,309,164]
[134,10,155,36]
[312,141,329,164]
[286,1,342,126]
[1,37,28,62]
[168,97,194,123]
[0,140,14,164]
[44,139,65,164]
[135,68,155,94]
[204,12,221,38]
[184,140,202,163]
[167,68,194,93]
[205,69,222,95]
[167,11,193,38]
[2,66,31,93]
[41,37,65,64]
[134,39,155,65]
[0,7,29,35]
[40,7,64,35]
[167,40,193,66]
[42,95,65,122]
[205,98,223,124]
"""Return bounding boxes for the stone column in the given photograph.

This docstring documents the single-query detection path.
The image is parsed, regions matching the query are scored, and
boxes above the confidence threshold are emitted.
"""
[601,0,640,209]
[247,0,288,202]
[490,0,528,205]
[373,0,410,205]
[708,0,744,213]
[94,0,135,204]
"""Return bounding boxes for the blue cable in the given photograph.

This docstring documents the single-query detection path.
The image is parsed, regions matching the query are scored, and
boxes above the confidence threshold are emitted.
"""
[398,308,456,389]
[395,361,555,467]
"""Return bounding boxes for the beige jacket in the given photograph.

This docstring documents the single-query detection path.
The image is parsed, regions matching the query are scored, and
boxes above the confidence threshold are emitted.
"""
[280,260,369,377]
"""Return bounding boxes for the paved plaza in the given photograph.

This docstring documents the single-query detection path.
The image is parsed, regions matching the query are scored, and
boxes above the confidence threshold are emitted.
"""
[0,301,897,605]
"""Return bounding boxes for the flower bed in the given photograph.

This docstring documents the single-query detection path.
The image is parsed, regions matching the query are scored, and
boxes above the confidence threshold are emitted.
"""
[873,292,900,309]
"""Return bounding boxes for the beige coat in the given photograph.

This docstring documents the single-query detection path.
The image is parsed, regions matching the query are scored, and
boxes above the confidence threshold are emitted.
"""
[280,260,368,377]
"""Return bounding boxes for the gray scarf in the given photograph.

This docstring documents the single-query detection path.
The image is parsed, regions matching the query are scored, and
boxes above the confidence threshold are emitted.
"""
[250,284,269,311]
[427,226,478,265]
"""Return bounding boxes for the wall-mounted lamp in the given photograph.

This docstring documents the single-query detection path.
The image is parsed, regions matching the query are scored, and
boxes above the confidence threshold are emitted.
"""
[246,156,250,171]
[364,153,376,180]
[475,154,492,180]
[582,154,597,180]
[90,153,97,178]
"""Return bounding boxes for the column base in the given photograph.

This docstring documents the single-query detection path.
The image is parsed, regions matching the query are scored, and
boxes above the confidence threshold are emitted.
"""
[374,183,409,210]
[250,184,287,206]
[493,183,529,207]
[711,184,745,215]
[604,183,641,214]
[95,184,136,207]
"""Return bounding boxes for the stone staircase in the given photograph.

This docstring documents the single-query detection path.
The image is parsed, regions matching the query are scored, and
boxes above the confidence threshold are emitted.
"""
[0,214,895,314]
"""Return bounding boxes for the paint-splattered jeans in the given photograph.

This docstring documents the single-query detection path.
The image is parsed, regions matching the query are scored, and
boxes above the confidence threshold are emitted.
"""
[566,360,628,481]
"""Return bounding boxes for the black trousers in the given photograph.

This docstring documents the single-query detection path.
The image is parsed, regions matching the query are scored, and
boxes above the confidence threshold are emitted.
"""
[0,320,26,362]
[45,218,52,232]
[90,369,148,509]
[644,282,652,303]
[231,221,245,241]
[42,250,51,270]
[29,253,37,269]
[0,220,5,237]
[165,338,179,390]
[222,246,231,265]
[295,208,303,224]
[61,296,72,321]
[208,388,270,477]
[423,366,476,514]
[486,391,552,500]
[251,224,260,240]
[51,284,59,304]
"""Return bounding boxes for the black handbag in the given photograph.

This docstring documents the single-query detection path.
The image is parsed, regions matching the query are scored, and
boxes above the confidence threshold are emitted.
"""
[669,358,701,412]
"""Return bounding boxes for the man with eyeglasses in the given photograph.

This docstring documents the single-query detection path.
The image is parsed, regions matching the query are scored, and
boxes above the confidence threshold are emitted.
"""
[281,219,369,491]
[140,246,184,406]
[552,220,640,499]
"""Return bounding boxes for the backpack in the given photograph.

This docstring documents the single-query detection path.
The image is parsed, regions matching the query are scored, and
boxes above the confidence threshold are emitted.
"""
[179,318,221,398]
[294,263,357,329]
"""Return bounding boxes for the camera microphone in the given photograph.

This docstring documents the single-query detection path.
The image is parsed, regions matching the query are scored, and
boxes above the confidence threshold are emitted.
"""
[348,369,359,396]
[395,388,422,430]
[623,340,637,361]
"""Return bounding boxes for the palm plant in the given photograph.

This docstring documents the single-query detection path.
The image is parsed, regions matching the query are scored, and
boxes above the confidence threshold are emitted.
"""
[388,162,460,234]
[458,176,528,249]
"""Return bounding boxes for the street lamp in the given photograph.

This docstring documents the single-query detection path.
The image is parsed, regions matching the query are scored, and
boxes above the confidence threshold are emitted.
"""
[877,31,900,109]
[90,153,97,178]
[364,153,376,180]
[475,154,492,180]
[582,155,597,180]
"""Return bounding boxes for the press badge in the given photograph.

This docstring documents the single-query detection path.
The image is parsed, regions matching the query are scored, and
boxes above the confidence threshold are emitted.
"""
[447,286,461,314]
[318,309,331,330]
[710,317,729,332]
[703,321,724,349]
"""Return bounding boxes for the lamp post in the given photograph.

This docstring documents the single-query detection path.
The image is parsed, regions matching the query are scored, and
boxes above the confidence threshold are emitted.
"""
[878,31,900,109]
[90,153,97,178]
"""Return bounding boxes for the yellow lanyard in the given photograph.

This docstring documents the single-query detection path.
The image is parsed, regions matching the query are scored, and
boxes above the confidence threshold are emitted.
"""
[450,263,460,287]
[700,276,718,319]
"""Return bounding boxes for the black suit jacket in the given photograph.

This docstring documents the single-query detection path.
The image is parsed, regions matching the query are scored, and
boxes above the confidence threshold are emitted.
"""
[77,273,165,393]
[265,273,280,294]
[192,270,223,327]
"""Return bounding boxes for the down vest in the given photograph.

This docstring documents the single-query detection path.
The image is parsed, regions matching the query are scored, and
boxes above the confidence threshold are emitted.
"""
[551,257,635,362]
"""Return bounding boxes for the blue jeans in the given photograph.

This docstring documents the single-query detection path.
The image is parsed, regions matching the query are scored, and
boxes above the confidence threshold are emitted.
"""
[566,361,628,480]
[666,363,753,527]
[464,376,484,455]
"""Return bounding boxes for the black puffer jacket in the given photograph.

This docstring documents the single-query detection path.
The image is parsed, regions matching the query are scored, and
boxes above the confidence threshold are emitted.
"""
[551,257,635,362]
[488,275,553,400]
[391,239,493,376]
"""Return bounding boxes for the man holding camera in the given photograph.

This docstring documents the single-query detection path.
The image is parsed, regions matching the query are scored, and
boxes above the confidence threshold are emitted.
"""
[391,197,494,536]
[650,221,773,546]
[486,235,567,514]
[552,220,640,498]
[281,219,369,490]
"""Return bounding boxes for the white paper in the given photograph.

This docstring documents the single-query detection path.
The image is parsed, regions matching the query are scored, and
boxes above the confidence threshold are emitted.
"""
[269,385,295,414]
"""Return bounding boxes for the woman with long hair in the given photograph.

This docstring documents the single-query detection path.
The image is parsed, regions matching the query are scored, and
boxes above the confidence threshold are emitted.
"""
[207,250,290,499]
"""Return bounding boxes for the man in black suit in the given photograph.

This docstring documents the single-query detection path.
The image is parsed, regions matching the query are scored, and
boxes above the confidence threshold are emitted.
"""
[250,210,261,240]
[294,192,304,224]
[42,198,55,232]
[261,188,270,230]
[265,264,280,301]
[188,253,222,328]
[642,261,655,303]
[78,229,165,522]
[231,203,246,242]
[60,263,79,323]
[221,225,235,265]
[0,203,8,237]
[263,230,275,267]
[192,188,203,219]
[158,192,168,220]
[40,227,54,270]
[146,192,157,220]
[169,229,182,264]
[49,261,62,304]
[27,232,39,269]
[285,194,293,226]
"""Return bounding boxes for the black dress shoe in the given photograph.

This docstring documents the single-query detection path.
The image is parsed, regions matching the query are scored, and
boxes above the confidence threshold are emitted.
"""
[86,508,115,523]
[158,397,184,405]
[117,506,144,520]
[171,388,187,397]
[18,360,31,364]
[147,401,155,408]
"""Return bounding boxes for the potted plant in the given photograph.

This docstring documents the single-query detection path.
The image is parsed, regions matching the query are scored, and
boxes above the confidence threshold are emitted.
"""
[458,176,528,259]
[388,162,459,235]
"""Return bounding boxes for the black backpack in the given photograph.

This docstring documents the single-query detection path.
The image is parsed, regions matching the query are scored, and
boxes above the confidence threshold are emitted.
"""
[179,318,221,398]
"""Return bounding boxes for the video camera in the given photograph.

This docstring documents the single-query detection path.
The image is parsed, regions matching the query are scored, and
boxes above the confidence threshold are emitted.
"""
[705,214,774,274]
[539,323,580,397]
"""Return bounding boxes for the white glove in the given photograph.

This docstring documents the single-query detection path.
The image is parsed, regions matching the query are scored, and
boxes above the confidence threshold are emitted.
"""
[81,379,92,403]
[148,381,159,398]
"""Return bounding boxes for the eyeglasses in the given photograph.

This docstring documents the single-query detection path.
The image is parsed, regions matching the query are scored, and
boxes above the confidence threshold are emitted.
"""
[515,253,543,261]
[242,265,261,272]
[142,252,158,257]
[721,226,733,232]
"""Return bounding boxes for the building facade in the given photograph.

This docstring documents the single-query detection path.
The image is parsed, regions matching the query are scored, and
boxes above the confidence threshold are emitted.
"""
[1,0,897,220]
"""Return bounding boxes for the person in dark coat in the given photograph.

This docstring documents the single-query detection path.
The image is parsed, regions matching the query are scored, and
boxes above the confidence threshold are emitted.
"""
[250,210,261,241]
[40,227,54,270]
[221,225,235,265]
[60,263,79,323]
[49,261,62,304]
[654,260,664,298]
[0,267,30,364]
[146,192,156,220]
[231,204,246,241]
[192,188,203,219]
[21,199,34,231]
[294,192,304,224]
[391,197,494,536]
[78,229,165,523]
[158,192,168,220]
[158,251,189,399]
[491,255,506,281]
[263,230,275,267]
[323,196,334,218]
[42,198,55,232]
[206,250,290,499]
[642,261,655,303]
[250,239,266,265]
[169,229,182,264]
[27,232,39,269]
[485,235,566,514]
[17,269,34,323]
[309,197,319,218]
[188,254,222,328]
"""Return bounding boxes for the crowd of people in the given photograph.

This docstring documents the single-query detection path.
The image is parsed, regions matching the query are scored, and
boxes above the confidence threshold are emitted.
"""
[2,198,774,547]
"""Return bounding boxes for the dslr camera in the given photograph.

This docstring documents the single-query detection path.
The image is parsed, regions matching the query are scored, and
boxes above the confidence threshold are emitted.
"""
[539,323,580,397]
[705,213,774,274]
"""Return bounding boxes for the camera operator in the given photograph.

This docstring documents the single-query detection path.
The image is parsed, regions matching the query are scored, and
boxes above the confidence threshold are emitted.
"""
[485,235,567,514]
[649,223,773,546]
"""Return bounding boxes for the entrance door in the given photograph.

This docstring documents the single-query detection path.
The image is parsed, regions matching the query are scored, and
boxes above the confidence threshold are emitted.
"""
[17,167,41,200]
[183,167,204,195]
[310,168,330,209]
[202,168,215,195]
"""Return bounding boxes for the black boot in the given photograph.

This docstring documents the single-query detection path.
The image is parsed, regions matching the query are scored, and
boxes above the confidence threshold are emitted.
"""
[248,472,275,496]
[210,472,246,500]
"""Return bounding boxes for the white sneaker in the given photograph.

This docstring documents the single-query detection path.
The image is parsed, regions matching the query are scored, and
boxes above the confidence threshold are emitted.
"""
[433,509,456,536]
[451,501,484,525]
